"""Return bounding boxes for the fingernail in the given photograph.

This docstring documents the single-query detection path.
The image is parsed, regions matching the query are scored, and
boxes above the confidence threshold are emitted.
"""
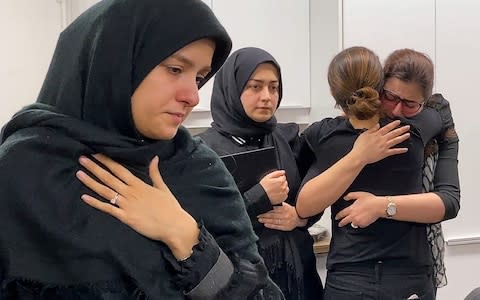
[76,170,85,178]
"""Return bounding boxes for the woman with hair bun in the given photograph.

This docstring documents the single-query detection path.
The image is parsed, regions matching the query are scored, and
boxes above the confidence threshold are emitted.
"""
[296,46,453,300]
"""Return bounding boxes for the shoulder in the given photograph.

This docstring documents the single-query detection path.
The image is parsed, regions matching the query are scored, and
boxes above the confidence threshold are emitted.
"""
[0,127,65,160]
[465,287,480,300]
[301,117,347,152]
[302,117,346,140]
[274,122,300,143]
[195,127,221,142]
[427,93,451,115]
[194,128,233,155]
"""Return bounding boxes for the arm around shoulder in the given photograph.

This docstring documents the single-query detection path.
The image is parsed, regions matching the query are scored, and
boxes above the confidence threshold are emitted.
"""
[427,93,460,220]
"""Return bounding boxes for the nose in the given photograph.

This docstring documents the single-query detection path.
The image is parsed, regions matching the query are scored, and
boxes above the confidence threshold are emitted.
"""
[177,78,200,107]
[391,101,404,117]
[260,86,272,101]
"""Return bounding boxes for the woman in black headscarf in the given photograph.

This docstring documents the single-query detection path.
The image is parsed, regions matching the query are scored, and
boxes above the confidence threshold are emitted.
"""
[0,1,282,299]
[197,47,323,300]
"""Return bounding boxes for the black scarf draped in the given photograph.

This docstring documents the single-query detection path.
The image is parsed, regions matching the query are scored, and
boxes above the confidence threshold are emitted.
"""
[209,47,300,201]
[0,0,258,298]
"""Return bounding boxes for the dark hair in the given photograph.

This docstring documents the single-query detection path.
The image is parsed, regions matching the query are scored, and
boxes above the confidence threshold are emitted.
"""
[328,46,383,120]
[383,49,434,100]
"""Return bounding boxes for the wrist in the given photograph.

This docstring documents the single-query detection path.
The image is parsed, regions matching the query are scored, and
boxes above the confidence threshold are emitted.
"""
[297,218,308,228]
[167,214,200,260]
[346,151,367,169]
[384,195,397,219]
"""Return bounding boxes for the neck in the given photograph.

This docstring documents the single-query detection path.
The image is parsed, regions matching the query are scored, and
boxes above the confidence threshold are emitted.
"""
[348,114,380,129]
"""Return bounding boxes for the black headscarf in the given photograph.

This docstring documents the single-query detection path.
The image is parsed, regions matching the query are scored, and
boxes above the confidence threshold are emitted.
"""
[207,47,300,203]
[0,0,259,298]
[211,47,283,137]
[36,0,231,139]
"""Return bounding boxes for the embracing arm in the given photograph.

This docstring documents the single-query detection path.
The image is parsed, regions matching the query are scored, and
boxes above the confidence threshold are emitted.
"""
[336,94,460,226]
[296,149,367,218]
[336,192,446,227]
[337,140,459,226]
[296,120,410,218]
[372,138,459,224]
[429,94,461,220]
[432,139,460,220]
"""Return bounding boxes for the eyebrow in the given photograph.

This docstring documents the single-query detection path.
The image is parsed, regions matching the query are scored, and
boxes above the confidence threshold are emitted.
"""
[169,53,212,74]
[248,79,279,84]
[384,89,422,103]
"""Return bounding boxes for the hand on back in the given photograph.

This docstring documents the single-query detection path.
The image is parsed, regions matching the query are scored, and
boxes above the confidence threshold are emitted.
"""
[352,120,410,165]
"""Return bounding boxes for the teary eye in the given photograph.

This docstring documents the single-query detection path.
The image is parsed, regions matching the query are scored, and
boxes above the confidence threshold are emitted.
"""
[167,66,182,74]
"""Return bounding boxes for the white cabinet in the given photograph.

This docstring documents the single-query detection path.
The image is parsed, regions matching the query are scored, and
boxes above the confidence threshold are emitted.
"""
[202,0,311,110]
[186,0,312,127]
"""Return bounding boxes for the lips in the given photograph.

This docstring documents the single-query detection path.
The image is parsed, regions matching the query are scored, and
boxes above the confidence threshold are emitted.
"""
[169,112,185,118]
[167,112,185,124]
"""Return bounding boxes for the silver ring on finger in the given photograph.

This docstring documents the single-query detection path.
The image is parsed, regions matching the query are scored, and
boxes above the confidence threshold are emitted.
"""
[110,192,120,205]
[351,223,359,229]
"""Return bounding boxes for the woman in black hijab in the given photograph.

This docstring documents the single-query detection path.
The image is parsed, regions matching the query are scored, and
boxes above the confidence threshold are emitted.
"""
[0,1,282,299]
[197,47,323,300]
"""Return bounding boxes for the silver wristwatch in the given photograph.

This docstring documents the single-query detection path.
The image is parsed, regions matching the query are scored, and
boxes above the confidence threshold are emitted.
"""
[386,196,397,218]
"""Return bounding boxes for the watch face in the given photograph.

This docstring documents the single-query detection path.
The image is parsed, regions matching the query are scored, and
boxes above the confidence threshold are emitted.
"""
[387,203,397,216]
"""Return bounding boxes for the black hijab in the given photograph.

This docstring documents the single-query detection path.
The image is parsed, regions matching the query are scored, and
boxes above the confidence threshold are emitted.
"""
[36,0,231,139]
[211,47,283,137]
[208,47,301,204]
[0,0,258,298]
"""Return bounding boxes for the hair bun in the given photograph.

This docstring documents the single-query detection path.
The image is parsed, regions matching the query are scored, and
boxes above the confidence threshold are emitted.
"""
[347,87,381,120]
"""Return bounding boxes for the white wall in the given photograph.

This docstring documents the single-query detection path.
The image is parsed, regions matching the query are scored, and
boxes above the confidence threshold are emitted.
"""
[0,1,61,124]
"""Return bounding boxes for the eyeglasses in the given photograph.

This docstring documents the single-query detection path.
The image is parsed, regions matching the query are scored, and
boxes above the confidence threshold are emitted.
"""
[381,89,424,116]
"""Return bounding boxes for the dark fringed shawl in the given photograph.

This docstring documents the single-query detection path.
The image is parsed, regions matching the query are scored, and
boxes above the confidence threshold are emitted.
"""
[0,0,261,298]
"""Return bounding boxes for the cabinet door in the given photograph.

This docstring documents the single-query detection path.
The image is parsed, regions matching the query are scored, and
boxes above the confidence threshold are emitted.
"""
[197,0,311,110]
[342,0,435,61]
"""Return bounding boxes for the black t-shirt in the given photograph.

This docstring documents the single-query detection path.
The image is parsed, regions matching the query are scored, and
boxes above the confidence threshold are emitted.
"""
[303,108,442,269]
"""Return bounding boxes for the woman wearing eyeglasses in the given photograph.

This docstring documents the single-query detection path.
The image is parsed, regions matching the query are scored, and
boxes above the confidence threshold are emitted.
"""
[379,49,459,295]
[295,47,456,300]
[332,49,459,296]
